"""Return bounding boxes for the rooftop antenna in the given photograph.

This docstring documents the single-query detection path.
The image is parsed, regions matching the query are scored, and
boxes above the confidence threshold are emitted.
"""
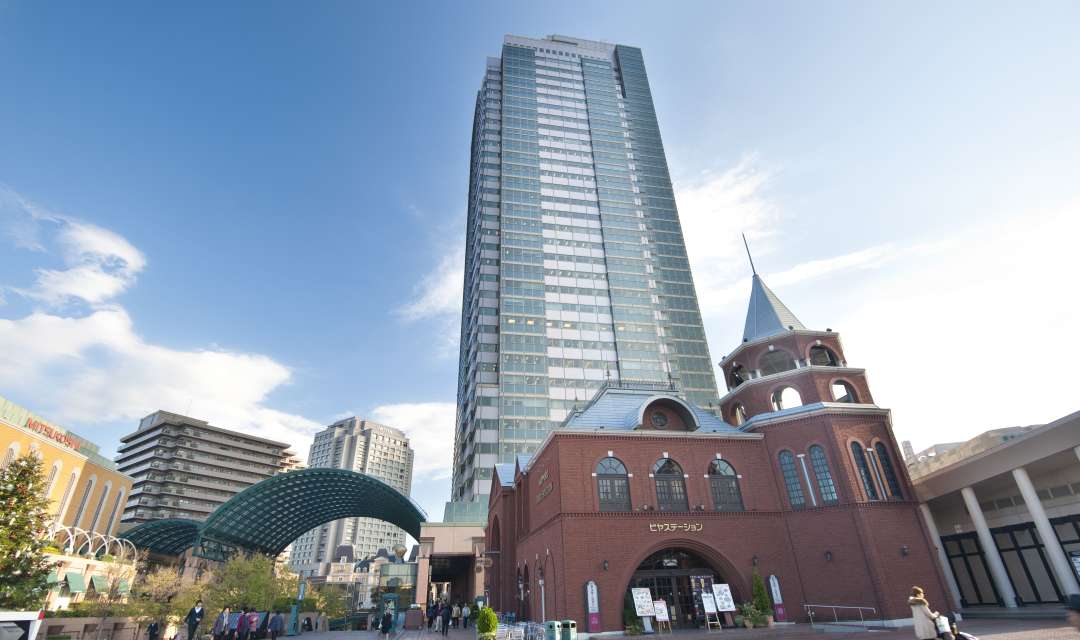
[742,233,757,276]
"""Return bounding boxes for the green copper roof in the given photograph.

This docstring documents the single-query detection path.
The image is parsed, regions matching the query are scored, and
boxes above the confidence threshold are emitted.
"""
[64,572,86,593]
[90,575,109,592]
[742,274,805,342]
[123,468,425,558]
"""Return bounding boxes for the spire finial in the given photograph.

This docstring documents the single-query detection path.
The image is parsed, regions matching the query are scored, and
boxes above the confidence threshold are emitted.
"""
[742,233,757,276]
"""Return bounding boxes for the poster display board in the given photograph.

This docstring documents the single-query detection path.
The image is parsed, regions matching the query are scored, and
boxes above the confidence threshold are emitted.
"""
[632,588,655,617]
[585,581,601,632]
[700,592,717,614]
[652,601,670,622]
[711,583,736,612]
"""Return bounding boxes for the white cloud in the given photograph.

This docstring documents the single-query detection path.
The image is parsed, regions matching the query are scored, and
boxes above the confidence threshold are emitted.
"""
[397,246,464,322]
[0,190,321,456]
[370,401,456,481]
[675,156,907,317]
[837,197,1080,451]
[396,235,464,357]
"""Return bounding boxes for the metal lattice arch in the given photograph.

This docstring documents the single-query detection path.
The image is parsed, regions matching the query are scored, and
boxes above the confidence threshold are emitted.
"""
[122,468,426,560]
[47,523,139,561]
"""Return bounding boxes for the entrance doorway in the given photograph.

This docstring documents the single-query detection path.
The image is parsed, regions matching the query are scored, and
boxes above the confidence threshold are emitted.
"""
[942,533,1000,606]
[628,548,726,628]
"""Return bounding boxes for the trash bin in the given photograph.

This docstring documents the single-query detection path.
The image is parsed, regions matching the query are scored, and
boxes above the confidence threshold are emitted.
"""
[545,620,563,640]
[560,620,576,640]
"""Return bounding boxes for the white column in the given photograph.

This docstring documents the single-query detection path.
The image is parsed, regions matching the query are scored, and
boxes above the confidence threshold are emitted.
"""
[919,503,963,608]
[960,486,1017,608]
[1012,466,1080,594]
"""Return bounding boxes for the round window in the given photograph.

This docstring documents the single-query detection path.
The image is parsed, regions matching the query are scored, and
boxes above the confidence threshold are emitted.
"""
[650,411,668,427]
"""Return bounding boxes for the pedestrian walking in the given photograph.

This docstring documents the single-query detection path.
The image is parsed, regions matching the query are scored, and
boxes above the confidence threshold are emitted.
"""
[148,621,161,640]
[268,611,284,640]
[440,603,451,636]
[246,609,260,640]
[427,603,435,630]
[451,603,461,629]
[185,600,206,640]
[211,608,231,640]
[380,609,393,637]
[236,608,250,640]
[462,604,470,629]
[908,587,944,640]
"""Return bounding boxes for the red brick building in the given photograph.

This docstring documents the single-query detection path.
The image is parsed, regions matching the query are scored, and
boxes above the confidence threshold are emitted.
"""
[485,274,953,631]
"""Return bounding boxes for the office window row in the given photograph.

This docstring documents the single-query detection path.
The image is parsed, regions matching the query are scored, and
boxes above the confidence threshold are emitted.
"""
[595,456,744,513]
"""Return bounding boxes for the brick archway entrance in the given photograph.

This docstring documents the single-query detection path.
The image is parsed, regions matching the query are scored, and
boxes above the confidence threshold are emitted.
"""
[620,540,745,629]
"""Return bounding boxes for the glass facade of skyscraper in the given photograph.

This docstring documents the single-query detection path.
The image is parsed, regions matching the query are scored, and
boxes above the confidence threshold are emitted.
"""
[453,35,719,502]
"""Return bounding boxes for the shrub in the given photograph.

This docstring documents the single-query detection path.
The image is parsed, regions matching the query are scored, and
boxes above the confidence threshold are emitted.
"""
[622,591,637,627]
[476,607,498,635]
[751,568,772,616]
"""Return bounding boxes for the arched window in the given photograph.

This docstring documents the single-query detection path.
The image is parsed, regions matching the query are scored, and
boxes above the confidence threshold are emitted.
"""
[55,471,78,519]
[45,462,61,496]
[850,442,879,501]
[653,459,689,512]
[2,444,18,469]
[771,387,803,411]
[809,345,839,366]
[729,365,749,389]
[596,457,631,512]
[778,451,806,509]
[105,488,126,536]
[760,350,795,376]
[874,442,903,499]
[808,445,838,505]
[708,460,744,511]
[72,475,97,528]
[89,481,112,533]
[732,404,748,426]
[831,381,858,403]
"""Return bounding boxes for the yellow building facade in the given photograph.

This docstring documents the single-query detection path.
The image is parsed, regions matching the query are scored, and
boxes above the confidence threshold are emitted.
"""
[0,395,132,538]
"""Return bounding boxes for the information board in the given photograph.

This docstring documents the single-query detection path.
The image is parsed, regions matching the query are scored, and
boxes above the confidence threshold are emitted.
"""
[700,592,717,614]
[710,583,736,612]
[632,588,655,617]
[653,601,670,622]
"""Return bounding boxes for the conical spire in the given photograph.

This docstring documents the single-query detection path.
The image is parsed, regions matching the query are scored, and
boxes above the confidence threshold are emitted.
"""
[742,274,805,342]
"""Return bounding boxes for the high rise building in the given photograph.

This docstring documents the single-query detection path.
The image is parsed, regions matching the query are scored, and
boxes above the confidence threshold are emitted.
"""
[453,35,720,502]
[115,411,296,524]
[289,417,414,577]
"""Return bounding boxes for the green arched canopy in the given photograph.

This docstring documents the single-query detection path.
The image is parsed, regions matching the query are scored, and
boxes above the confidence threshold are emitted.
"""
[124,518,202,555]
[122,468,425,559]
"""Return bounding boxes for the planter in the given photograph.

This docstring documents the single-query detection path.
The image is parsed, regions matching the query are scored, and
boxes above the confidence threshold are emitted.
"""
[765,615,774,628]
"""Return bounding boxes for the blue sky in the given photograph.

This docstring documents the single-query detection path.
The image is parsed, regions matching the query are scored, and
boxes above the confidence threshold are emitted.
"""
[2,1,1079,522]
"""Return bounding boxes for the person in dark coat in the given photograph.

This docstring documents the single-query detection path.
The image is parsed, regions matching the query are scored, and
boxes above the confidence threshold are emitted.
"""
[211,608,230,640]
[268,611,285,640]
[148,621,161,640]
[185,601,206,640]
[440,604,451,636]
[380,610,393,636]
[236,608,250,640]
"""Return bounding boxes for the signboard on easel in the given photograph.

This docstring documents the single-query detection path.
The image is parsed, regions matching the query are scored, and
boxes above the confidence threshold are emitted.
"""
[700,593,722,630]
[632,588,655,633]
[711,584,736,612]
[653,600,671,634]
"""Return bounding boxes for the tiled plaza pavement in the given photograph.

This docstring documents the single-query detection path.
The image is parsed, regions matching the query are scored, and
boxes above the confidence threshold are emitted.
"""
[319,618,1077,640]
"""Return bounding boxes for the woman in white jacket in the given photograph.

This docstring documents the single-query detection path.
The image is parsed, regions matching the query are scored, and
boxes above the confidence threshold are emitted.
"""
[908,586,940,640]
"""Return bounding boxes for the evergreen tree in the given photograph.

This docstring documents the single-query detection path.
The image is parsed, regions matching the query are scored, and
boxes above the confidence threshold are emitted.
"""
[750,568,772,616]
[0,454,58,610]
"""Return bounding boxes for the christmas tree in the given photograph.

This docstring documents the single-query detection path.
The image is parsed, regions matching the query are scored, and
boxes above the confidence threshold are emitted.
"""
[0,454,57,611]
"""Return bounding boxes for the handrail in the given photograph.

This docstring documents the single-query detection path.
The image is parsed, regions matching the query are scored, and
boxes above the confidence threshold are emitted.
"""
[803,604,881,632]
